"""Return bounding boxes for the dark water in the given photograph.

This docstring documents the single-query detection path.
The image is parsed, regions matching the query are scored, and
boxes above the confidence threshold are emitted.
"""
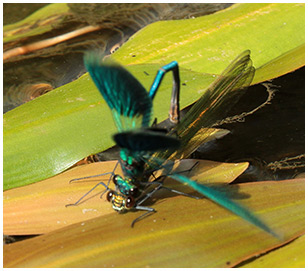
[194,67,305,181]
[3,3,48,25]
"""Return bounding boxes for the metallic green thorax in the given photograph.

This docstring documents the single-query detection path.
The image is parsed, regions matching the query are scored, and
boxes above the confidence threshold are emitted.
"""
[119,149,147,182]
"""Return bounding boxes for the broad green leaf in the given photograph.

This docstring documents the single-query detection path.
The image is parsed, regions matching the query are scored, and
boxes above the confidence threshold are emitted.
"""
[3,179,304,268]
[3,159,248,235]
[253,44,305,83]
[113,3,304,80]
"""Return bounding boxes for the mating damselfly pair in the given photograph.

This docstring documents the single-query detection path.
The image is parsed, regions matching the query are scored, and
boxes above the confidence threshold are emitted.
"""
[67,50,279,238]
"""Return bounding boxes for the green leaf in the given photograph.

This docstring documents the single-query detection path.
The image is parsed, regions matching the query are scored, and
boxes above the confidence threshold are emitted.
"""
[113,3,304,80]
[254,44,304,83]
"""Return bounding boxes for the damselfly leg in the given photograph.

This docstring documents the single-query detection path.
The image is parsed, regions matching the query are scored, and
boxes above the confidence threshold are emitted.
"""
[131,206,156,228]
[66,161,120,207]
[129,164,202,226]
[139,161,201,203]
[65,181,110,207]
[171,161,199,175]
[130,174,202,228]
[148,61,180,123]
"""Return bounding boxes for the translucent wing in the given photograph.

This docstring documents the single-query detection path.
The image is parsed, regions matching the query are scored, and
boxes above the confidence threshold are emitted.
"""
[84,52,152,131]
[156,50,255,160]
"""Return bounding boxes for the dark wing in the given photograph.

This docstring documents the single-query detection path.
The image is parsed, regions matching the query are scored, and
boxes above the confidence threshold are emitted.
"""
[113,129,180,152]
[84,52,152,131]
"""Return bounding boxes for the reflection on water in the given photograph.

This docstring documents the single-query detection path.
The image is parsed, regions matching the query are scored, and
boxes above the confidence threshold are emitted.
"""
[5,83,53,111]
[3,3,232,112]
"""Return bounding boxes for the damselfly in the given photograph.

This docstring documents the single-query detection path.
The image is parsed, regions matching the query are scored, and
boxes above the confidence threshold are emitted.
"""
[68,51,278,237]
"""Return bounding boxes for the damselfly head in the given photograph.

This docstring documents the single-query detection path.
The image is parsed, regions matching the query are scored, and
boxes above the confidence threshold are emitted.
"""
[106,190,135,212]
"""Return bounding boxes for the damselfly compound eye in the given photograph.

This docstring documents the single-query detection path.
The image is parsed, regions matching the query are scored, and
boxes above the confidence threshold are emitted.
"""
[113,175,120,185]
[106,191,114,202]
[125,197,135,208]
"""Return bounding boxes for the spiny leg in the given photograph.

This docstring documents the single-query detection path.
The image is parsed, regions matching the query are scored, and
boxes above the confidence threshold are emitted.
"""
[146,160,199,187]
[67,161,120,206]
[66,181,109,207]
[136,161,201,203]
[69,160,120,185]
[131,176,201,227]
[137,175,201,207]
[148,61,180,123]
[153,180,201,199]
[173,161,199,175]
[147,178,201,200]
[143,158,198,182]
[129,164,200,226]
[69,172,114,183]
[155,161,201,199]
[136,181,164,206]
[131,206,156,228]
